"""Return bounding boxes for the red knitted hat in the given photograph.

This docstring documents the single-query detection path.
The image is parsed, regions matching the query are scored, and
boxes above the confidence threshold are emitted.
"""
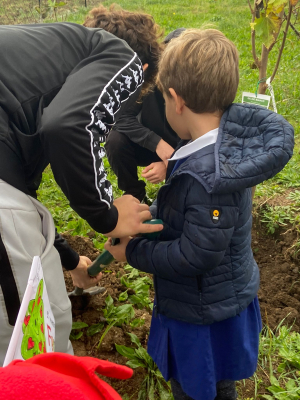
[0,353,133,400]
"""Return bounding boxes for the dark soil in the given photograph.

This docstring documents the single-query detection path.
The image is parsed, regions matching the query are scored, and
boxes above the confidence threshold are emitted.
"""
[63,233,151,399]
[253,220,300,332]
[62,219,300,399]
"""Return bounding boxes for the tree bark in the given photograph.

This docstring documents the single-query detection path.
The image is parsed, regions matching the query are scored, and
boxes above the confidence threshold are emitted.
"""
[258,45,269,94]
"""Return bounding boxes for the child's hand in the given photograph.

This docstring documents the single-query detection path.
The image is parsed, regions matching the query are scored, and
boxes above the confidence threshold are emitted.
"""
[104,237,132,262]
[141,162,166,184]
[70,256,102,289]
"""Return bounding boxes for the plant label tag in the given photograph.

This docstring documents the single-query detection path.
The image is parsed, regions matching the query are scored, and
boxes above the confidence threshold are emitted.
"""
[3,256,55,366]
[242,92,271,108]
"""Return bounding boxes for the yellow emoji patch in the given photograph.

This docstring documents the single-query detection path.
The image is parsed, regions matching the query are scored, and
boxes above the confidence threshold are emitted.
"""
[210,208,221,223]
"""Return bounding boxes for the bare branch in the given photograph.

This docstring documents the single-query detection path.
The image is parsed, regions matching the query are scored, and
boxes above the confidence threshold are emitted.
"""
[284,11,300,38]
[247,0,254,14]
[289,20,300,38]
[271,3,293,83]
[251,1,256,23]
[251,1,260,66]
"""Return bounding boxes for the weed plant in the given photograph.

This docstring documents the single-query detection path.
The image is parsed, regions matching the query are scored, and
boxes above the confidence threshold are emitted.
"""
[261,205,300,235]
[258,323,300,399]
[116,333,174,400]
[70,321,88,340]
[119,265,153,311]
[95,294,136,349]
[70,294,137,347]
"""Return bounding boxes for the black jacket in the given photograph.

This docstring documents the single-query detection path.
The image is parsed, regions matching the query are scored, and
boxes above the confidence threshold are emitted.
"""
[114,87,180,151]
[0,23,143,269]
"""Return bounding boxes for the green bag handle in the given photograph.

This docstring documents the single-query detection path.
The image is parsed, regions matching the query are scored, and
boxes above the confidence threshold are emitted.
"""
[87,219,163,277]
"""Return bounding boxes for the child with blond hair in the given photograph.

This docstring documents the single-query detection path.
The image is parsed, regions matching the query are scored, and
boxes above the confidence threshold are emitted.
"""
[105,29,294,400]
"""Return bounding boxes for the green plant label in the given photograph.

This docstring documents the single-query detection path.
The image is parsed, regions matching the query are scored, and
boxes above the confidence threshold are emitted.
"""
[242,92,270,108]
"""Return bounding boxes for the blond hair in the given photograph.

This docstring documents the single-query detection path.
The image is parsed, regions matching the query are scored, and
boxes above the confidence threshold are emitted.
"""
[157,29,239,113]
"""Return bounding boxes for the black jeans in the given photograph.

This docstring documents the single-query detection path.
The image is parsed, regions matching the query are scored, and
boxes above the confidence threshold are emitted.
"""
[105,130,161,201]
[170,379,238,400]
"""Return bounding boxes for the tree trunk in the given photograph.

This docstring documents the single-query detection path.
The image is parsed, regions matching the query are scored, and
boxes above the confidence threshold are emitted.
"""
[258,44,269,94]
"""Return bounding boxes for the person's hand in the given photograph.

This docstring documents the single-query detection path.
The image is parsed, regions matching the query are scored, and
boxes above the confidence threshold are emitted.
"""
[69,256,102,289]
[156,139,174,166]
[141,162,166,184]
[104,237,131,262]
[106,195,163,237]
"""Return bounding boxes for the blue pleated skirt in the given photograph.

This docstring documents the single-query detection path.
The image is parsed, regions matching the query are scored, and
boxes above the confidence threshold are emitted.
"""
[147,297,262,400]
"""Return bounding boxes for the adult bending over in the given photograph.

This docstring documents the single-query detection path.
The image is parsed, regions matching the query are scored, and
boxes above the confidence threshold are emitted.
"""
[84,7,183,201]
[105,31,185,202]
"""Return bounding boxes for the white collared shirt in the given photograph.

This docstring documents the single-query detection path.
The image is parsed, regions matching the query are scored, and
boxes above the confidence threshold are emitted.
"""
[168,128,219,161]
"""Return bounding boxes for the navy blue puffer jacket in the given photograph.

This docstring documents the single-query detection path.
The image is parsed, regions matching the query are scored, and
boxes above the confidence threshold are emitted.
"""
[126,104,294,325]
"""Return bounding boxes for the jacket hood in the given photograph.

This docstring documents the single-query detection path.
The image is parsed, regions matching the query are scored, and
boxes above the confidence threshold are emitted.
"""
[174,103,294,194]
[164,28,186,44]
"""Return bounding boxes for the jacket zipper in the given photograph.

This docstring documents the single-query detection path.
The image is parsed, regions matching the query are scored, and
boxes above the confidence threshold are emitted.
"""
[153,274,158,317]
[196,275,202,302]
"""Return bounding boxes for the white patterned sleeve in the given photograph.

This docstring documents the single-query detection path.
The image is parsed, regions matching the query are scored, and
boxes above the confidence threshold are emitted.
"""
[40,31,143,234]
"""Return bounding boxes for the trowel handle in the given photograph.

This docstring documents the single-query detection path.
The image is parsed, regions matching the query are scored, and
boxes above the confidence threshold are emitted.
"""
[87,219,163,277]
[87,248,115,277]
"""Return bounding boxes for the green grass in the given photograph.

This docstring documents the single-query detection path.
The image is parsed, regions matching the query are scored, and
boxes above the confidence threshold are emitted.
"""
[0,0,99,25]
[255,324,300,399]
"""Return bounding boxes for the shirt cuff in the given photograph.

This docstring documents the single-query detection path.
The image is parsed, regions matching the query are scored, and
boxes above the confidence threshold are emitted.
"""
[61,248,80,271]
[143,132,162,152]
[87,204,119,235]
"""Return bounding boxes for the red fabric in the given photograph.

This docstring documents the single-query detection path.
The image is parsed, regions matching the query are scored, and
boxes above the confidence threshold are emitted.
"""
[0,353,133,400]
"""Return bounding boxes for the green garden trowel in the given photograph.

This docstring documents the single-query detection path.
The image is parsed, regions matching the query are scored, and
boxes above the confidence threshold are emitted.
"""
[68,219,163,298]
